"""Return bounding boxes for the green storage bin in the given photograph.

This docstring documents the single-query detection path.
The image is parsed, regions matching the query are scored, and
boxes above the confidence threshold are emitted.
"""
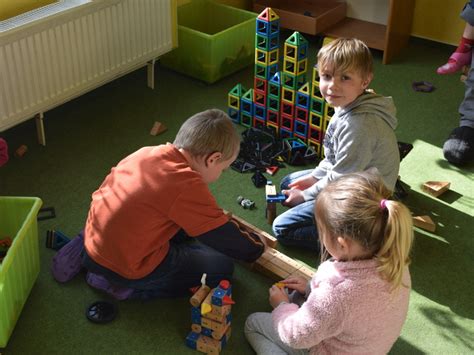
[161,0,257,83]
[0,196,42,348]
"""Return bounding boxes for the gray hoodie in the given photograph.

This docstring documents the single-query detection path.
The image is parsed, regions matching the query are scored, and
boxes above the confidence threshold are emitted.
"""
[303,92,400,201]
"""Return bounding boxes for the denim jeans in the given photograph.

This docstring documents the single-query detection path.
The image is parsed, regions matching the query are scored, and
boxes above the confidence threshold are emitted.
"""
[82,230,234,299]
[272,169,320,251]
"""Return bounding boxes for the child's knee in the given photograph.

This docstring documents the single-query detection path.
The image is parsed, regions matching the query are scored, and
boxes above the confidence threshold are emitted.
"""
[244,312,268,334]
[272,214,285,237]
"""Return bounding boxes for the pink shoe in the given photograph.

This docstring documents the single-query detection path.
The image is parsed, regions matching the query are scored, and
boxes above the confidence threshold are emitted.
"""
[437,51,472,75]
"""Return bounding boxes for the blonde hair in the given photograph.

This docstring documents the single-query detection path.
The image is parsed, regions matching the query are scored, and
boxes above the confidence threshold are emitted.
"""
[315,171,413,289]
[173,109,240,161]
[317,37,373,81]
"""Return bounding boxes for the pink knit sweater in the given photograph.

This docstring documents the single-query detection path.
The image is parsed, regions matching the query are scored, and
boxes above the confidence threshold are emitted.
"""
[272,258,411,354]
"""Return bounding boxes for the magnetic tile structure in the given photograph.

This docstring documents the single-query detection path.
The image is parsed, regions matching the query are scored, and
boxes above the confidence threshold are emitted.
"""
[228,7,334,158]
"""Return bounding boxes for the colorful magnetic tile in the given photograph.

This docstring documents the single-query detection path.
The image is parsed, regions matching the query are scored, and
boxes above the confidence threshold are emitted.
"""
[228,94,240,110]
[310,97,325,115]
[309,125,322,142]
[253,116,266,130]
[267,96,280,111]
[267,107,280,126]
[280,114,294,131]
[281,87,296,103]
[295,106,308,122]
[281,101,294,117]
[257,7,280,23]
[254,77,267,94]
[309,111,323,128]
[228,107,240,124]
[266,62,279,80]
[280,127,293,139]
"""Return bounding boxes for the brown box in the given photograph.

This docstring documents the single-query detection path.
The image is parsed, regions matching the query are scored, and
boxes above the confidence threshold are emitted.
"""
[253,0,347,35]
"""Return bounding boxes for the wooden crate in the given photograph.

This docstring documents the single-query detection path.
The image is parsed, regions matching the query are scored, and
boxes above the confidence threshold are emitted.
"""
[253,0,347,35]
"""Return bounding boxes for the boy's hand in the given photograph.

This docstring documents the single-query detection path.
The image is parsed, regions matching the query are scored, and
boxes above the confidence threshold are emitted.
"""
[288,175,318,190]
[282,189,305,207]
[281,276,308,294]
[269,285,290,308]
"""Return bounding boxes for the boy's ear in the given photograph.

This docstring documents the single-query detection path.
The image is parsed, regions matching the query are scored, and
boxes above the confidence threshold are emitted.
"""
[363,73,374,89]
[206,152,222,165]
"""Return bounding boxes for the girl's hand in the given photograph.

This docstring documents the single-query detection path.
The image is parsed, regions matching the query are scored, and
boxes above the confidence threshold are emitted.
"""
[281,277,307,294]
[269,285,290,309]
[281,189,305,207]
[287,175,318,190]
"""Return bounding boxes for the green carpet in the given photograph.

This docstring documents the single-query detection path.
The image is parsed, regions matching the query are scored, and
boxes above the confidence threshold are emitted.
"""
[1,35,473,354]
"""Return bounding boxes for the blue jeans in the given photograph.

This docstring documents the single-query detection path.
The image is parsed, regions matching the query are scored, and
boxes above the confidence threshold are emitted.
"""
[272,170,320,251]
[83,230,234,299]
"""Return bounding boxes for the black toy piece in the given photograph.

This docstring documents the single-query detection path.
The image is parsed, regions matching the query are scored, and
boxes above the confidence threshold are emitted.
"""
[393,142,414,200]
[86,301,117,324]
[412,81,435,93]
[251,170,267,188]
[45,230,70,250]
[37,206,56,221]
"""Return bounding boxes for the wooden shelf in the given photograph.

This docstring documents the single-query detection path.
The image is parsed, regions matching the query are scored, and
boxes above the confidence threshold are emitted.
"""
[253,0,346,36]
[253,0,416,64]
[324,18,386,51]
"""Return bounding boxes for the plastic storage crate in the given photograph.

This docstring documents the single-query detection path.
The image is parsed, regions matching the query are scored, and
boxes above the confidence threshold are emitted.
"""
[160,0,257,83]
[0,196,42,348]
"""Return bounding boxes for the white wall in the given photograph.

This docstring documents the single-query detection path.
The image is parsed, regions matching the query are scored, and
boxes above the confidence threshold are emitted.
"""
[345,0,390,25]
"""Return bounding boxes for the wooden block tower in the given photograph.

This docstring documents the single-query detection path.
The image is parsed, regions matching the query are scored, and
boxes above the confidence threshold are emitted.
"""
[185,280,234,354]
[227,7,334,158]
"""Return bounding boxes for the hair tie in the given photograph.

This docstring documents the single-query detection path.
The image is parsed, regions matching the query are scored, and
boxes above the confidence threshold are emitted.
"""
[380,199,388,210]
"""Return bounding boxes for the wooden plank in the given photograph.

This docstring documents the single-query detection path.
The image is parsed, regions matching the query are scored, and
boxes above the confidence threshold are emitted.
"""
[255,246,315,281]
[383,0,415,64]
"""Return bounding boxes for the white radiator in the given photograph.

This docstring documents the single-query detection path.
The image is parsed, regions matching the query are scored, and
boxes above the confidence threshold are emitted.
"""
[0,0,176,143]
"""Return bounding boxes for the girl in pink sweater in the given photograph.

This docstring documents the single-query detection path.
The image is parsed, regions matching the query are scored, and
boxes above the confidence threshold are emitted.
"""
[245,171,414,354]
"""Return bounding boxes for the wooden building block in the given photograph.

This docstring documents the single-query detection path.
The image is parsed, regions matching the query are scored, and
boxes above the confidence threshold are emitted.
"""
[190,285,211,307]
[196,334,221,354]
[265,183,277,196]
[201,317,227,332]
[204,311,226,323]
[422,181,451,197]
[413,215,436,232]
[191,324,202,333]
[209,304,231,318]
[254,247,315,281]
[271,250,303,273]
[14,144,28,158]
[266,201,277,224]
[150,121,167,136]
[290,265,315,280]
[211,323,231,340]
[254,259,292,280]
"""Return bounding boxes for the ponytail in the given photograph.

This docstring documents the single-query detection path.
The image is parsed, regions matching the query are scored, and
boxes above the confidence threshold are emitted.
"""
[376,200,414,289]
[315,171,414,290]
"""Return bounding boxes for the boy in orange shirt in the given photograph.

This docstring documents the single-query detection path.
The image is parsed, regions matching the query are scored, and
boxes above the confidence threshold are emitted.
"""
[52,109,265,299]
